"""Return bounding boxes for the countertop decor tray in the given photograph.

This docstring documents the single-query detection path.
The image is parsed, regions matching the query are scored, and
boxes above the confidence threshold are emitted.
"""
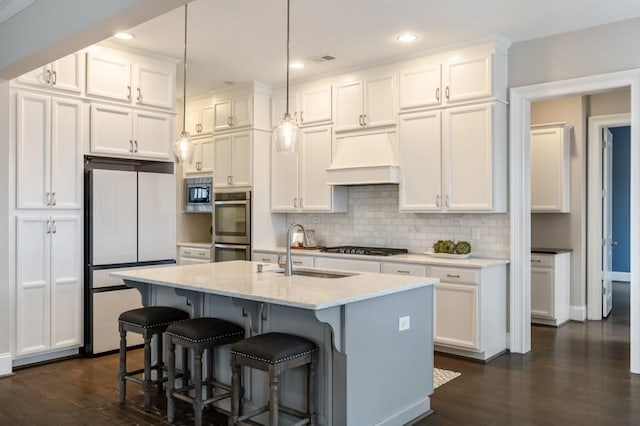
[424,251,472,259]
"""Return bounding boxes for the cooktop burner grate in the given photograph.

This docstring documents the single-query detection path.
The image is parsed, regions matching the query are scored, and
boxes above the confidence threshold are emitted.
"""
[321,246,408,256]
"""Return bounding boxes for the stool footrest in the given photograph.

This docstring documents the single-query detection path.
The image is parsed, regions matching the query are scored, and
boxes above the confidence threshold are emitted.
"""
[237,405,269,422]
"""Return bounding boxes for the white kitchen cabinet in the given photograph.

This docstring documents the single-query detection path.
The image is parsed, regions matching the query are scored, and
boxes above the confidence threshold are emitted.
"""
[398,59,442,111]
[16,52,83,95]
[531,251,571,326]
[315,257,380,273]
[399,102,507,213]
[271,83,332,128]
[89,103,174,161]
[16,215,82,357]
[271,126,348,213]
[252,250,314,267]
[531,123,572,213]
[183,138,214,176]
[16,92,83,210]
[185,102,214,137]
[179,245,213,265]
[213,95,252,131]
[271,91,299,129]
[214,131,252,188]
[86,46,175,110]
[431,264,507,361]
[334,71,396,132]
[138,172,177,262]
[381,261,427,277]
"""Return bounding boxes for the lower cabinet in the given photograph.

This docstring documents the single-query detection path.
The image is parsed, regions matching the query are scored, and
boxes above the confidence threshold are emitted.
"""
[531,251,571,326]
[178,244,213,265]
[15,215,82,357]
[253,250,314,267]
[315,256,380,273]
[431,264,507,361]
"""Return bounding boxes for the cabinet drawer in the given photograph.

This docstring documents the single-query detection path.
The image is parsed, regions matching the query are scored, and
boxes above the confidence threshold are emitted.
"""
[179,246,212,260]
[430,266,479,285]
[291,255,314,267]
[254,252,279,264]
[381,262,426,276]
[530,254,553,268]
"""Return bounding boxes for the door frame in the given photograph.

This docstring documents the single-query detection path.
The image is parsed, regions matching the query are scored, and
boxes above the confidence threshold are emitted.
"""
[587,113,630,320]
[509,70,640,373]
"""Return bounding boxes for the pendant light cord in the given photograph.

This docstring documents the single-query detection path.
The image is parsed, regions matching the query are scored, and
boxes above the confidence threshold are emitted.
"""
[182,4,188,133]
[285,0,290,115]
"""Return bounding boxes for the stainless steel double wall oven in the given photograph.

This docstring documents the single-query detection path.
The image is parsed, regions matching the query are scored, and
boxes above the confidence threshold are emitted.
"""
[213,191,251,261]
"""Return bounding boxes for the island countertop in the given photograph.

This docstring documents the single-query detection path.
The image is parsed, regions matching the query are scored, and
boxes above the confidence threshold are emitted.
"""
[111,260,437,310]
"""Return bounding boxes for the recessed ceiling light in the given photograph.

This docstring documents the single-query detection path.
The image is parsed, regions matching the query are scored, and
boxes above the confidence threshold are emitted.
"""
[396,33,417,43]
[114,32,134,40]
[290,62,304,69]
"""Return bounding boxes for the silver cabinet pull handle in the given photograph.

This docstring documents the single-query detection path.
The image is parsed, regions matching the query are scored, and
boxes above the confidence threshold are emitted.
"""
[136,87,141,102]
[300,110,304,123]
[46,192,51,206]
[300,198,303,209]
[445,195,450,208]
[397,270,410,274]
[362,114,368,126]
[293,260,303,265]
[446,273,460,278]
[261,257,271,262]
[134,140,138,153]
[51,192,56,206]
[531,259,542,263]
[293,197,298,208]
[51,220,56,234]
[436,87,440,102]
[436,194,440,208]
[228,116,233,126]
[46,220,51,234]
[127,85,131,100]
[227,176,232,185]
[196,123,202,133]
[445,86,450,100]
[129,140,133,152]
[52,71,57,85]
[45,69,52,84]
[358,114,363,126]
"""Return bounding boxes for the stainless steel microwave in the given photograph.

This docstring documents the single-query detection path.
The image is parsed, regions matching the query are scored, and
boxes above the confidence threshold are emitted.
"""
[184,177,212,213]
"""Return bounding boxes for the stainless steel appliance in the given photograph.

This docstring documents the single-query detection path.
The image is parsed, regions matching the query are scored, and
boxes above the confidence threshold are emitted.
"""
[184,177,213,213]
[213,191,251,261]
[321,246,408,256]
[84,158,176,355]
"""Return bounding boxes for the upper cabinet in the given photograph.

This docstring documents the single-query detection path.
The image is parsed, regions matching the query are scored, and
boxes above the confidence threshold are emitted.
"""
[86,46,176,110]
[334,69,396,132]
[16,52,84,95]
[213,131,252,189]
[271,82,332,128]
[531,123,572,213]
[185,98,214,138]
[213,95,252,131]
[398,41,508,112]
[183,138,214,177]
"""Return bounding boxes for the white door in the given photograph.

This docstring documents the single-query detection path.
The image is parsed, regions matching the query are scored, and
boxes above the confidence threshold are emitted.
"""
[200,138,215,174]
[434,283,479,350]
[300,126,332,211]
[51,53,83,94]
[363,74,396,128]
[213,99,232,131]
[531,266,555,319]
[91,169,138,265]
[231,95,252,128]
[443,53,491,104]
[133,59,175,109]
[200,105,215,135]
[230,132,252,187]
[399,62,442,110]
[271,142,299,212]
[300,84,332,125]
[602,128,614,317]
[399,111,442,212]
[50,97,83,209]
[86,49,131,102]
[334,80,363,131]
[16,216,51,356]
[134,110,172,160]
[16,92,50,209]
[50,215,82,349]
[16,64,51,88]
[138,172,177,262]
[214,134,232,188]
[90,104,133,156]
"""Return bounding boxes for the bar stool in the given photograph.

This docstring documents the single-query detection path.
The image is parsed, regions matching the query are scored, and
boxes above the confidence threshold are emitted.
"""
[229,332,318,426]
[118,306,190,411]
[165,317,245,426]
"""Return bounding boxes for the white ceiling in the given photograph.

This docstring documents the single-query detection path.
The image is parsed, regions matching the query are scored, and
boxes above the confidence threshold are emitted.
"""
[107,0,640,98]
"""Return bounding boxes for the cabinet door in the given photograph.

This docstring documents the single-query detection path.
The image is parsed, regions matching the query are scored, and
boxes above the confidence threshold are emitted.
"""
[86,49,132,102]
[50,53,83,94]
[90,104,133,156]
[201,105,215,135]
[16,216,51,356]
[182,139,202,175]
[363,73,396,128]
[381,262,427,276]
[199,138,215,174]
[231,95,252,128]
[399,111,442,212]
[531,267,555,319]
[213,99,232,131]
[443,54,492,104]
[300,126,332,211]
[185,107,201,136]
[16,92,50,209]
[334,80,363,132]
[443,103,493,211]
[300,84,332,125]
[213,134,232,188]
[399,62,442,110]
[315,257,380,273]
[50,98,83,209]
[134,110,172,160]
[133,59,175,109]
[434,282,479,350]
[531,126,570,212]
[50,215,82,349]
[230,132,252,187]
[138,172,177,262]
[16,64,51,88]
[271,142,299,212]
[271,92,298,128]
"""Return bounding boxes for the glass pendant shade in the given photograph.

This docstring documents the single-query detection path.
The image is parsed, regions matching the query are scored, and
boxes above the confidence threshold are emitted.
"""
[173,130,195,164]
[274,113,301,153]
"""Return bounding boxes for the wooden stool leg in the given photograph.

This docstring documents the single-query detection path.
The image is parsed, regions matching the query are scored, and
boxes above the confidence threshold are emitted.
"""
[143,333,153,412]
[206,347,214,400]
[156,332,164,393]
[269,367,279,426]
[167,338,176,423]
[118,326,127,405]
[308,354,318,425]
[194,350,204,426]
[229,363,240,425]
[181,346,189,388]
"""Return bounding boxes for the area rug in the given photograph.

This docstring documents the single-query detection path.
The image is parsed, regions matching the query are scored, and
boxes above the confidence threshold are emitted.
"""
[433,367,461,389]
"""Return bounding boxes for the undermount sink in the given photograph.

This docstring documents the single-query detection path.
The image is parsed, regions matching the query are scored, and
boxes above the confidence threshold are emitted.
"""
[272,268,357,279]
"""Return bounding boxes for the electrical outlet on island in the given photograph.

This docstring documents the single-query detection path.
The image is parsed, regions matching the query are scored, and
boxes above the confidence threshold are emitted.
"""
[399,316,410,331]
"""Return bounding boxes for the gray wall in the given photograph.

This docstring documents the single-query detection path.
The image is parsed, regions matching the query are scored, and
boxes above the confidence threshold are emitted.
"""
[587,89,631,116]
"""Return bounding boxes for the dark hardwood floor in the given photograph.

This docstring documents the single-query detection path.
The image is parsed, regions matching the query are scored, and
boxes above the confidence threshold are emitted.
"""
[1,283,638,425]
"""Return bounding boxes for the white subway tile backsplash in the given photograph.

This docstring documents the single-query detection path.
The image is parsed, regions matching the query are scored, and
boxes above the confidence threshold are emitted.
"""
[286,185,510,259]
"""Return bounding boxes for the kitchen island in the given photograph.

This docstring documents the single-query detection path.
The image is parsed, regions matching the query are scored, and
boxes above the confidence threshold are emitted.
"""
[112,260,437,425]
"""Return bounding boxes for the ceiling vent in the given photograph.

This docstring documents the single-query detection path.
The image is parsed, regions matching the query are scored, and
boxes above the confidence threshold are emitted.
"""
[309,54,336,63]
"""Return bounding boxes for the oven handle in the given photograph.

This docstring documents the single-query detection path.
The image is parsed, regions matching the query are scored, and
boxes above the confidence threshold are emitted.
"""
[214,243,250,250]
[214,200,249,205]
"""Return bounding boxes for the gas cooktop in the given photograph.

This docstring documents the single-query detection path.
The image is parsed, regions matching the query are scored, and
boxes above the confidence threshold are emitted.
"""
[321,246,408,256]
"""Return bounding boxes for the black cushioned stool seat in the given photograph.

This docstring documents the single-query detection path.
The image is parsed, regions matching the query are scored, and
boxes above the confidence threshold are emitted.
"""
[229,332,318,426]
[118,306,190,412]
[165,318,245,426]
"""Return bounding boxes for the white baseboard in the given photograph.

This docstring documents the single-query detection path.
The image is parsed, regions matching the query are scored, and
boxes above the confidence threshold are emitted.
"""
[0,352,12,377]
[12,348,79,368]
[611,272,631,282]
[570,305,587,322]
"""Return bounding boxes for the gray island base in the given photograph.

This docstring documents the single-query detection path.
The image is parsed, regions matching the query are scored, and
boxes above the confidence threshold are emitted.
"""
[112,260,437,425]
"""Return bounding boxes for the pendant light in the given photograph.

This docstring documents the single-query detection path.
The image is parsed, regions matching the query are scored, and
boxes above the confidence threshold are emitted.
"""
[173,4,195,164]
[273,0,301,153]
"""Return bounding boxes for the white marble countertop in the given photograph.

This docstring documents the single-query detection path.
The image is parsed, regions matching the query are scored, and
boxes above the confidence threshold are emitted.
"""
[253,247,509,268]
[111,260,437,310]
